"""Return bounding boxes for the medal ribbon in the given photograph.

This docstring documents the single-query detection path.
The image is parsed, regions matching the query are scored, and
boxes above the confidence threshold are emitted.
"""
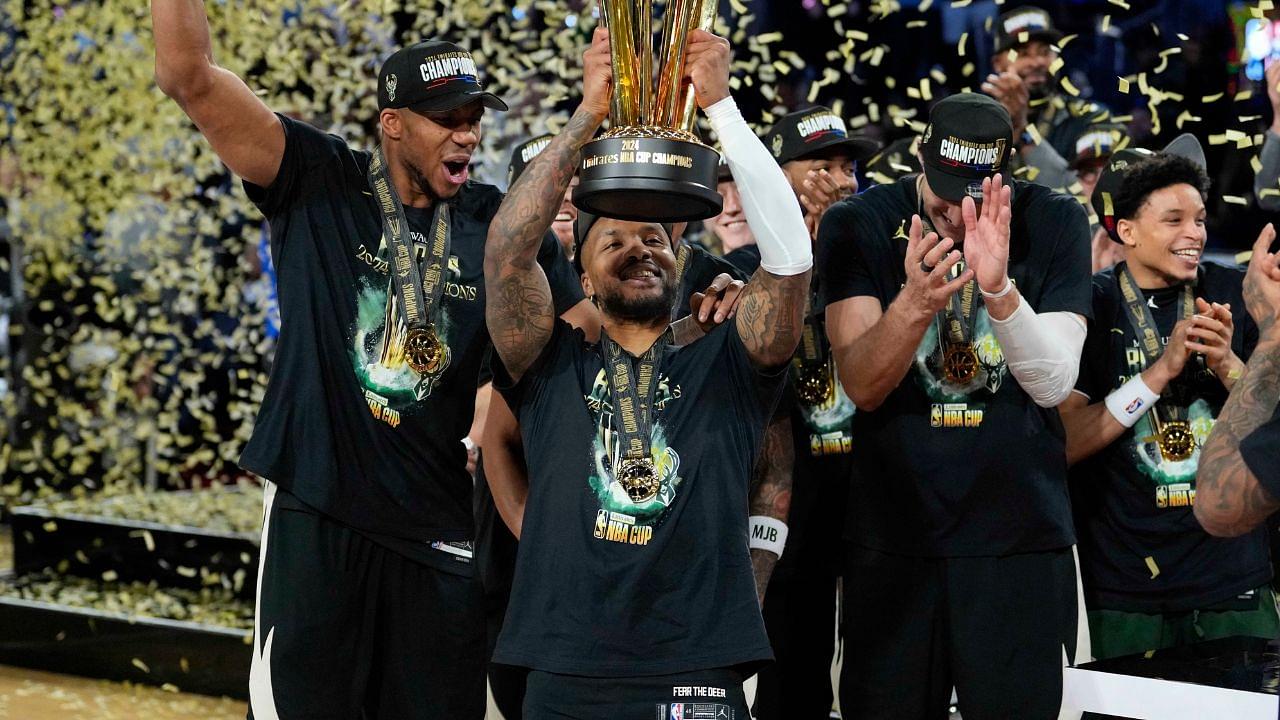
[601,327,673,465]
[1116,262,1194,425]
[368,146,453,338]
[668,242,692,322]
[914,177,979,346]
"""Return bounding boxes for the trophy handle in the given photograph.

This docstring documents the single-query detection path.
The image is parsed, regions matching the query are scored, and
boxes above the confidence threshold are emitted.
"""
[654,0,699,127]
[598,0,641,127]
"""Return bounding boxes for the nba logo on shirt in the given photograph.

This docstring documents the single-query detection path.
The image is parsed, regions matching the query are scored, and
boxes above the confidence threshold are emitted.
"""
[670,704,685,720]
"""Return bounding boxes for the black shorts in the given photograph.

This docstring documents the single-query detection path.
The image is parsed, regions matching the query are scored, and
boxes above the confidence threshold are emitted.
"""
[247,484,486,720]
[523,668,749,720]
[840,544,1082,720]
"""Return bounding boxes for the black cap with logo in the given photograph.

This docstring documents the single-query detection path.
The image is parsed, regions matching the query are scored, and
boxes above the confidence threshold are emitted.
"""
[993,6,1064,55]
[762,106,879,166]
[920,93,1013,202]
[1091,134,1207,243]
[378,39,508,113]
[507,134,554,187]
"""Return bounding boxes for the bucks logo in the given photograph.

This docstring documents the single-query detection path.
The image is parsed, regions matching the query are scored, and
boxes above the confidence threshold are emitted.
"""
[386,74,398,102]
[772,134,784,158]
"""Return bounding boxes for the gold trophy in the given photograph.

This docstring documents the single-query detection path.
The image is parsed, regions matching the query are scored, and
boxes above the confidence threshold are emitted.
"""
[574,0,724,222]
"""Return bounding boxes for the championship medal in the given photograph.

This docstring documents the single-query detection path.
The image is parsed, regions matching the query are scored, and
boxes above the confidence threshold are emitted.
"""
[796,365,831,406]
[617,457,661,503]
[404,326,445,375]
[943,343,979,385]
[1157,420,1195,462]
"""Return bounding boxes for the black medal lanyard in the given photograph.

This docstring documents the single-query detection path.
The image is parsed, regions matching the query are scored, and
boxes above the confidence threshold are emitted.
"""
[794,281,832,405]
[1116,263,1196,461]
[368,146,452,375]
[600,326,674,504]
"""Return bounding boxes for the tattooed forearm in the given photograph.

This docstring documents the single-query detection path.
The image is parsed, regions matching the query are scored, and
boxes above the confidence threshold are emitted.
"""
[749,415,794,604]
[736,268,811,368]
[1195,339,1280,537]
[484,108,603,379]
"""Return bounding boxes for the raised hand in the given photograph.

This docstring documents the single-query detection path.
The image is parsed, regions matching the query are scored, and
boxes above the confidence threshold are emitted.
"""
[1146,317,1195,391]
[1188,297,1244,388]
[899,214,973,323]
[982,72,1030,138]
[1244,222,1280,342]
[961,175,1013,294]
[683,29,731,110]
[799,169,849,240]
[580,27,613,121]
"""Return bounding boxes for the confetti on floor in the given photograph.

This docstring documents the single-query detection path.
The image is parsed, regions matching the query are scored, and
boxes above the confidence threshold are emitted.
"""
[0,665,246,720]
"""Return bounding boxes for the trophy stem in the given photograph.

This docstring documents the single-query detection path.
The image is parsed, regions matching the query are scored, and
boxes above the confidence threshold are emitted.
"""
[655,0,697,127]
[600,0,641,127]
[676,0,717,132]
[638,0,653,125]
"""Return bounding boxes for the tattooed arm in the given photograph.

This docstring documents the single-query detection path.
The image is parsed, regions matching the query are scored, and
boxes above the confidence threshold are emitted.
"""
[484,29,611,381]
[686,32,812,367]
[749,414,795,604]
[1195,224,1280,537]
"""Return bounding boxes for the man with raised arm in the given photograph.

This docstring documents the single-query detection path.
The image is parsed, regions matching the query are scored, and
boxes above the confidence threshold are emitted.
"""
[1195,226,1280,537]
[819,93,1093,719]
[483,26,810,718]
[151,3,590,717]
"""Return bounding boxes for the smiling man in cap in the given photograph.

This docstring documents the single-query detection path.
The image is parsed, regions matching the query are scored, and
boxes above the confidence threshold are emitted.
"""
[152,3,593,717]
[818,92,1094,718]
[984,5,1111,193]
[1060,140,1280,661]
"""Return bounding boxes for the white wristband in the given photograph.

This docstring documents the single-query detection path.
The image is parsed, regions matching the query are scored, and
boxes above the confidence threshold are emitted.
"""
[1104,375,1160,428]
[980,277,1014,299]
[748,515,788,557]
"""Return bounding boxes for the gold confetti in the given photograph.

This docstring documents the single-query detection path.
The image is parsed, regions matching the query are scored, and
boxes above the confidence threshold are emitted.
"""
[1223,195,1250,205]
[1118,77,1130,94]
[132,658,151,674]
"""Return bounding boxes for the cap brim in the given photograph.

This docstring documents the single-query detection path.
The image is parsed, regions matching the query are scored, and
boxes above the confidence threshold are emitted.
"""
[409,89,509,113]
[923,164,1005,203]
[996,28,1064,53]
[790,135,881,163]
[1162,133,1206,171]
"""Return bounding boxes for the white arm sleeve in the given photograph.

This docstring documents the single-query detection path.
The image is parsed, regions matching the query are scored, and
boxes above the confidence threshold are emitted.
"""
[705,96,812,276]
[988,294,1087,408]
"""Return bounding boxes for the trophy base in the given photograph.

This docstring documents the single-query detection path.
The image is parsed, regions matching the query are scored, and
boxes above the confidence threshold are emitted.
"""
[574,134,723,223]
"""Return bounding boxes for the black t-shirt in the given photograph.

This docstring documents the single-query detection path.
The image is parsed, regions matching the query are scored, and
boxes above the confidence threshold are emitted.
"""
[493,321,785,676]
[1072,262,1272,612]
[240,115,582,545]
[1243,413,1280,502]
[817,176,1092,557]
[723,244,762,277]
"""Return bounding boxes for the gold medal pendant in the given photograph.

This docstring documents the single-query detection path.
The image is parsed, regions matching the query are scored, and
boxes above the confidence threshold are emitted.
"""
[617,457,661,503]
[943,343,979,385]
[1157,420,1195,462]
[404,326,445,376]
[796,366,831,406]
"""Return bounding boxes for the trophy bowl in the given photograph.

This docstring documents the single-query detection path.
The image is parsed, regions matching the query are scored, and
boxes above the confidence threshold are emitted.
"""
[574,0,723,223]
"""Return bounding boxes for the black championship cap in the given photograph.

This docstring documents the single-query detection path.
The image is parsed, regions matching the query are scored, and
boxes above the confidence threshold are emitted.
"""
[1069,124,1129,170]
[993,6,1064,55]
[507,134,554,187]
[763,106,880,165]
[1091,133,1207,243]
[920,93,1013,202]
[378,39,508,113]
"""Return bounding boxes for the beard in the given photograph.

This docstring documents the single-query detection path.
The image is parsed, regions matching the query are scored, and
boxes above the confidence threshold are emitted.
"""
[596,277,678,324]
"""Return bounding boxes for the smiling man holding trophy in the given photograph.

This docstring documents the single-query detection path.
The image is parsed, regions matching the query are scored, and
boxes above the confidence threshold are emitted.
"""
[482,0,813,716]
